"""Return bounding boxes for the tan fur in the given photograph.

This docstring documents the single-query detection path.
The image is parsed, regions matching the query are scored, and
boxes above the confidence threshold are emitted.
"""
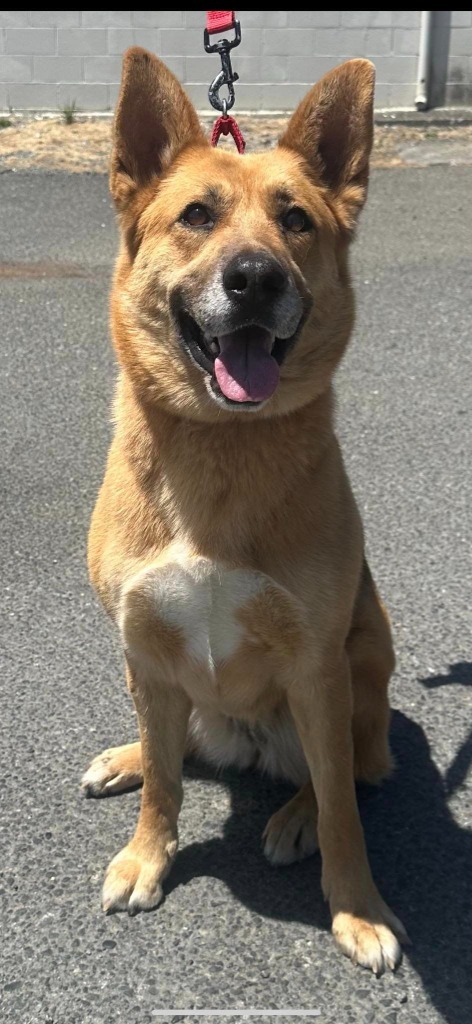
[83,49,408,973]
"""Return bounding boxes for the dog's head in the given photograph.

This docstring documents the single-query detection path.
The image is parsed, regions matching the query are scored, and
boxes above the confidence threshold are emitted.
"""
[111,48,374,420]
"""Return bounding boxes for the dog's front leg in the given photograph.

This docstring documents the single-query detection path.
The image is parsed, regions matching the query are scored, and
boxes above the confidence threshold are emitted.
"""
[102,659,190,915]
[288,652,408,974]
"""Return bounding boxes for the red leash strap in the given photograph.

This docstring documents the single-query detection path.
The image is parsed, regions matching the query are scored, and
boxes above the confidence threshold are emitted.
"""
[205,11,245,153]
[210,113,246,153]
[206,11,235,34]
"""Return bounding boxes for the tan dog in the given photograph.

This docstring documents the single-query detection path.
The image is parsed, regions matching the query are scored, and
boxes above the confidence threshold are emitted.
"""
[82,48,408,974]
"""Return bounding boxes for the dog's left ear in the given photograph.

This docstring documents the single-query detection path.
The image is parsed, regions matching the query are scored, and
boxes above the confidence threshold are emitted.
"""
[279,59,375,225]
[111,47,207,207]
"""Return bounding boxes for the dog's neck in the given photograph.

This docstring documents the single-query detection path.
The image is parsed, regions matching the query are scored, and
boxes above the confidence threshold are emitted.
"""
[115,374,337,561]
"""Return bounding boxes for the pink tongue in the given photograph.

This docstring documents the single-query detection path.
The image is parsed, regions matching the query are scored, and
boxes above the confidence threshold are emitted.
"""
[214,329,279,403]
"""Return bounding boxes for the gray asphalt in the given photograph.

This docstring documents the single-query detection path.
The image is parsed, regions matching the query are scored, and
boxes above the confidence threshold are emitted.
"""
[1,165,471,1024]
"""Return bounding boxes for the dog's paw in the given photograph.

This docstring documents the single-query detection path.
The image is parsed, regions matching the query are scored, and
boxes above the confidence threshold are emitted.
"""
[262,803,318,866]
[102,837,177,915]
[332,904,409,975]
[81,743,142,797]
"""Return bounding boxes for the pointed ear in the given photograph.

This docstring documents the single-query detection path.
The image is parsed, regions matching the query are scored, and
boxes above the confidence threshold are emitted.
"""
[111,47,207,206]
[279,59,375,223]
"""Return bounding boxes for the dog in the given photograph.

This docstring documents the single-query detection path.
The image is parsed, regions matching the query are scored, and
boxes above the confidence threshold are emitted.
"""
[82,47,408,974]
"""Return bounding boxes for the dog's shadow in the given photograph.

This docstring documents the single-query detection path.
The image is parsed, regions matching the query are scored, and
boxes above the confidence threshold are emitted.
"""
[166,661,472,1024]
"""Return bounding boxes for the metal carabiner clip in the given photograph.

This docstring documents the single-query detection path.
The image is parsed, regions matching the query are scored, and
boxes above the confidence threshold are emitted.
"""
[204,20,242,114]
[208,64,237,113]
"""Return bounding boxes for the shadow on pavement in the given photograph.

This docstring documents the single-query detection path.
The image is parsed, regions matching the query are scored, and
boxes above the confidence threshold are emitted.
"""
[419,661,472,798]
[419,660,472,689]
[165,671,472,1024]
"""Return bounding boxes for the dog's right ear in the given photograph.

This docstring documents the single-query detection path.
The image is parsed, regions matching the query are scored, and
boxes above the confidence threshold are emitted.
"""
[111,47,207,208]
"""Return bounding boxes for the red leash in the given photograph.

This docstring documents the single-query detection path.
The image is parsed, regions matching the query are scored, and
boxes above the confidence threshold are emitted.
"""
[206,11,236,34]
[210,114,246,153]
[205,11,246,154]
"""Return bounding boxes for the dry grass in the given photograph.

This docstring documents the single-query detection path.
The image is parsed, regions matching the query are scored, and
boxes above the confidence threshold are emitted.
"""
[0,119,112,172]
[1,115,472,173]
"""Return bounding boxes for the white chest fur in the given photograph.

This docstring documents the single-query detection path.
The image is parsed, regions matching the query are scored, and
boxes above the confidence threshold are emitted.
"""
[149,560,267,669]
[119,551,310,714]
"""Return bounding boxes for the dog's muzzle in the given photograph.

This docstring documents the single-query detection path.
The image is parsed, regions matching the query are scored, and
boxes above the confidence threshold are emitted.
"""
[172,251,309,408]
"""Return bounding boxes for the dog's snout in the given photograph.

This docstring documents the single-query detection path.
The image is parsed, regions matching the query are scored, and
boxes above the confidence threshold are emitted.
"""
[223,252,288,305]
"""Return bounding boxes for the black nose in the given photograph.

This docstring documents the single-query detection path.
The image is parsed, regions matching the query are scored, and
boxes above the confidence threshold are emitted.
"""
[223,251,288,305]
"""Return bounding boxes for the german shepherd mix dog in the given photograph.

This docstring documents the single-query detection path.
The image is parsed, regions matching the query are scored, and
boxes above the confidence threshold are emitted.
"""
[82,49,408,973]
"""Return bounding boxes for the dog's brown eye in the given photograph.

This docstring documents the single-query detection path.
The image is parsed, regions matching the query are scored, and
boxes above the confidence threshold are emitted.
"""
[282,207,312,233]
[181,203,213,228]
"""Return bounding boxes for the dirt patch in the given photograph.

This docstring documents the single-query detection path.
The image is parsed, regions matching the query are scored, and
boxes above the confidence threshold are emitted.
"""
[1,115,472,173]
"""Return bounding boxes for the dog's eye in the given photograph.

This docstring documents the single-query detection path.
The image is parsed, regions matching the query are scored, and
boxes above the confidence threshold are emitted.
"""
[181,204,213,228]
[282,207,312,233]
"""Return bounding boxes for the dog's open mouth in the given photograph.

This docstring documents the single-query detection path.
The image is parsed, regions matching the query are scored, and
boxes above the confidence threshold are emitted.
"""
[177,310,297,405]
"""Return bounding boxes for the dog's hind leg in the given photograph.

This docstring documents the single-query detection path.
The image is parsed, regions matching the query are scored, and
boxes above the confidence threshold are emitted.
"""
[81,742,143,797]
[348,559,395,785]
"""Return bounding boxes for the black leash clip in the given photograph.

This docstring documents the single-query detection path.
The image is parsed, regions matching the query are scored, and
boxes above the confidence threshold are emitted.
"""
[204,20,242,114]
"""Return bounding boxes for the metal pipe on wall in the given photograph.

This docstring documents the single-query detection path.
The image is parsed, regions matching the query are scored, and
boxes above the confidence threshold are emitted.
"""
[415,11,433,110]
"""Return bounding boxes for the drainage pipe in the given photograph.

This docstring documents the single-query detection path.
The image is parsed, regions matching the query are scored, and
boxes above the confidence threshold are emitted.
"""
[415,11,433,110]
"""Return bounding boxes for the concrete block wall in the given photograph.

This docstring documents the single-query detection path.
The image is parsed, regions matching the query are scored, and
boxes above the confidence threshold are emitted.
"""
[0,10,464,112]
[446,10,472,103]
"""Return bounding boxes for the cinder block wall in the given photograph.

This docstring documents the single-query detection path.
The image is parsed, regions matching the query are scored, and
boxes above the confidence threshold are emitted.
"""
[446,10,472,103]
[0,10,465,112]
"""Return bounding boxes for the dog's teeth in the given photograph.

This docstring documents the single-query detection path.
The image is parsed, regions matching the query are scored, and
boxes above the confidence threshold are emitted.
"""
[210,340,219,355]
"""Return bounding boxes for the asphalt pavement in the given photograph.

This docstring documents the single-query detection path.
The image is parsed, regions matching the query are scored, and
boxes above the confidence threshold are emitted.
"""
[1,165,471,1024]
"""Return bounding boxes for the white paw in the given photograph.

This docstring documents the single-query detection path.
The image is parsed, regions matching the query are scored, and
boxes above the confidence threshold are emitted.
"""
[81,746,141,797]
[262,804,318,866]
[102,839,177,915]
[332,904,409,975]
